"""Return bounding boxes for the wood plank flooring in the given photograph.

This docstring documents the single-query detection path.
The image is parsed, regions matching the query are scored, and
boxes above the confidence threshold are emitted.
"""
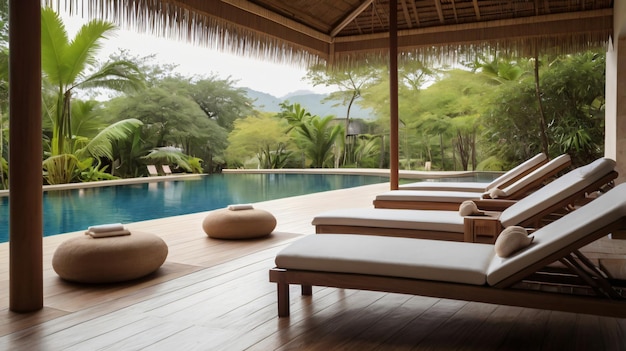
[1,181,625,350]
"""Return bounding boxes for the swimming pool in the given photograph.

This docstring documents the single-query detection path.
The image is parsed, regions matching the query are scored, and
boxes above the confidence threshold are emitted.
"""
[0,173,389,242]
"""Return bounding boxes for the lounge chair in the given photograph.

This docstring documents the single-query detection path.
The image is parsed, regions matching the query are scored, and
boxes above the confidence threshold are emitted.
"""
[146,165,159,176]
[271,182,626,318]
[313,157,617,243]
[375,154,571,211]
[400,152,547,192]
[162,164,173,175]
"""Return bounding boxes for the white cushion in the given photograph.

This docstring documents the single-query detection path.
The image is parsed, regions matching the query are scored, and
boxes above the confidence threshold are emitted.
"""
[500,157,615,227]
[488,183,626,286]
[312,208,464,233]
[400,181,490,192]
[276,234,495,285]
[375,190,481,203]
[500,154,571,196]
[485,153,547,190]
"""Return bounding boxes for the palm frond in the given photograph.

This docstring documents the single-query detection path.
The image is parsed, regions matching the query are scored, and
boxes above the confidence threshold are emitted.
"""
[79,60,145,92]
[64,20,116,86]
[41,7,70,84]
[75,118,143,160]
[142,146,192,170]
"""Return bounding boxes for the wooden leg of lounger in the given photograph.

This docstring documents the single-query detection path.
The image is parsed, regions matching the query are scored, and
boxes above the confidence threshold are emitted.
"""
[277,282,290,317]
[302,285,312,296]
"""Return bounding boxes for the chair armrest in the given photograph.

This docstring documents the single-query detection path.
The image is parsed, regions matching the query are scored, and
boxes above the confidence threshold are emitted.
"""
[464,213,502,243]
[473,199,517,212]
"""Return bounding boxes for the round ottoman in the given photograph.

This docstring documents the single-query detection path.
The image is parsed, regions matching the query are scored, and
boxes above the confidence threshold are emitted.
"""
[52,231,168,283]
[202,208,276,239]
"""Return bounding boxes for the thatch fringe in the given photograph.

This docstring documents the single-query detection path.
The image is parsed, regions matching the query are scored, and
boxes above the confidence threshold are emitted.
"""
[331,32,611,68]
[45,0,327,68]
[45,0,611,70]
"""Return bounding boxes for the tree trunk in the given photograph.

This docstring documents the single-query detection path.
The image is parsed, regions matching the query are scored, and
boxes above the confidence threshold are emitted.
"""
[439,133,444,171]
[534,49,550,157]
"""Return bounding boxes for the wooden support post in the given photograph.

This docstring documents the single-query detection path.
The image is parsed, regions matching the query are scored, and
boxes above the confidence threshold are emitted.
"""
[9,0,43,312]
[389,0,399,190]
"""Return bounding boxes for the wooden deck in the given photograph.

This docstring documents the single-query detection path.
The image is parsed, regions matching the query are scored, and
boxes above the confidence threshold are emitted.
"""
[1,182,625,350]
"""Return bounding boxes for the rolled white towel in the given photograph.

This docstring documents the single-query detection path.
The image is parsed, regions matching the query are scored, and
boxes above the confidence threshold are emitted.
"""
[87,223,125,233]
[227,204,254,211]
[86,229,131,238]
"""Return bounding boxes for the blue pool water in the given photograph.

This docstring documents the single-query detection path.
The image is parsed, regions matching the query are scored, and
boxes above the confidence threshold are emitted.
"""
[0,173,389,242]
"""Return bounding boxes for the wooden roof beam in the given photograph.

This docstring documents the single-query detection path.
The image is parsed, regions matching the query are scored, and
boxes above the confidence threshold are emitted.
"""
[473,0,481,20]
[451,0,459,23]
[401,0,413,28]
[330,0,374,38]
[411,0,421,25]
[434,0,445,24]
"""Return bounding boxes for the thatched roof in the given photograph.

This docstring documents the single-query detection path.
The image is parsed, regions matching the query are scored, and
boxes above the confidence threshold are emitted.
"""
[51,0,614,67]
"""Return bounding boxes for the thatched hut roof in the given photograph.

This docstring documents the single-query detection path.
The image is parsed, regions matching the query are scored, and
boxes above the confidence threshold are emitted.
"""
[51,0,614,67]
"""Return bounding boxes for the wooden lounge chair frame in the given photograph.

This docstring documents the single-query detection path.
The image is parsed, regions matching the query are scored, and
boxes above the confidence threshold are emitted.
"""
[271,213,626,319]
[316,167,618,244]
[374,155,572,211]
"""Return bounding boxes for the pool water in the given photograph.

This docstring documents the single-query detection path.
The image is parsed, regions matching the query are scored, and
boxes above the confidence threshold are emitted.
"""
[0,173,389,242]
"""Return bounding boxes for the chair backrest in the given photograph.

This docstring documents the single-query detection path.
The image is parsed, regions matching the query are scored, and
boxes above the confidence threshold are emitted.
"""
[486,154,571,199]
[485,153,547,191]
[146,165,159,176]
[162,165,172,175]
[499,157,617,228]
[487,181,626,286]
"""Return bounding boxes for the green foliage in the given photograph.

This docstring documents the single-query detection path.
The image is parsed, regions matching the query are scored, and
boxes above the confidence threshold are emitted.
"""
[41,7,145,156]
[277,103,344,168]
[540,51,605,165]
[476,156,507,171]
[187,157,204,174]
[186,76,254,130]
[225,114,292,168]
[142,146,192,172]
[43,154,81,184]
[353,134,381,168]
[483,51,605,166]
[80,164,120,182]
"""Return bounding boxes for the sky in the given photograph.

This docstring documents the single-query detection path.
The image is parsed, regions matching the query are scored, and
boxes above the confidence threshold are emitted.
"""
[61,13,335,98]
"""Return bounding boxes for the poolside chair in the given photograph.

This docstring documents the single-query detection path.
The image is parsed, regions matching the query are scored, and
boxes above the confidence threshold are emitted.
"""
[162,164,173,175]
[313,157,617,243]
[400,152,547,192]
[147,165,160,177]
[375,154,571,211]
[271,182,626,318]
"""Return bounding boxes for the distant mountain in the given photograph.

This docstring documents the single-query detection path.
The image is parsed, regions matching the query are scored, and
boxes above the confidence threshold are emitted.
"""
[243,88,376,119]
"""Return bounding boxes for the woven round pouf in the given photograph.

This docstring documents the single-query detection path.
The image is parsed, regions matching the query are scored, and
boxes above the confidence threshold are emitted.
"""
[202,208,276,239]
[52,231,168,283]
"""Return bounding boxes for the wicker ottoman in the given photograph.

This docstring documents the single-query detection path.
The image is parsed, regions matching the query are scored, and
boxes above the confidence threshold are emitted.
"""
[202,208,276,239]
[52,231,168,283]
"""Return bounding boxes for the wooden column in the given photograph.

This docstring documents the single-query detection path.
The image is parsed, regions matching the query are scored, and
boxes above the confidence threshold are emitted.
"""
[605,3,626,184]
[389,0,399,190]
[9,0,43,312]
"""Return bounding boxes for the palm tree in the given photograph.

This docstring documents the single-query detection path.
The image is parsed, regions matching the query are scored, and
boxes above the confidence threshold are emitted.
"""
[40,8,146,184]
[41,7,145,156]
[292,114,344,168]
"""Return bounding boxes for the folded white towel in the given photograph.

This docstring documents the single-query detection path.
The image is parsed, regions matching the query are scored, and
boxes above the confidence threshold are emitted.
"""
[85,229,131,238]
[227,204,254,211]
[87,223,125,233]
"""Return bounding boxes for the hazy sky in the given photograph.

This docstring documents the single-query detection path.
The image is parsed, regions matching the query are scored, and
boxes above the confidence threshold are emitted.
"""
[62,13,335,98]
